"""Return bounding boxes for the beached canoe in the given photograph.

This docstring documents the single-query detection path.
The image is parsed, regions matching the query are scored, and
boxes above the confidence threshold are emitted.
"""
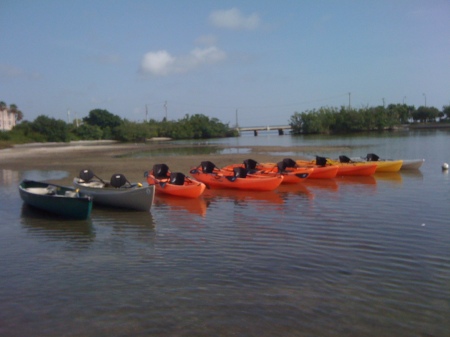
[73,169,154,211]
[222,158,312,184]
[19,180,93,219]
[145,164,206,198]
[189,161,283,191]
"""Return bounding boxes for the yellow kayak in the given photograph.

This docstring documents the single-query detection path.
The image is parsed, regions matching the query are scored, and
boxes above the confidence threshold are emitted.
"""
[344,153,403,172]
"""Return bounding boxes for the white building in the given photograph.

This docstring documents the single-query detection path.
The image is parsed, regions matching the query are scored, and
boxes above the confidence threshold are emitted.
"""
[0,107,16,131]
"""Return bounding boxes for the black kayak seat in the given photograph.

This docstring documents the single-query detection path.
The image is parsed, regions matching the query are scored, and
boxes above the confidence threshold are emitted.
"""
[316,156,327,166]
[170,172,185,185]
[243,159,258,170]
[233,167,248,178]
[339,155,351,163]
[110,173,128,188]
[366,153,379,161]
[277,161,287,173]
[79,169,95,182]
[201,161,217,174]
[282,158,297,168]
[153,164,170,178]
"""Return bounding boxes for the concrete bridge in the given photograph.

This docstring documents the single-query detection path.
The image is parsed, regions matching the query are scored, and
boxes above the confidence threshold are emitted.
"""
[236,125,291,136]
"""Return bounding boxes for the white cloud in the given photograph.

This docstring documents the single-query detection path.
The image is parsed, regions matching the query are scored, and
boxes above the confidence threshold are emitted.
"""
[140,50,175,76]
[209,8,260,30]
[140,47,226,76]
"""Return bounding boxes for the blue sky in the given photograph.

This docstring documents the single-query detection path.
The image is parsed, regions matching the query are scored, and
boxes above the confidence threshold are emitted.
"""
[1,0,449,127]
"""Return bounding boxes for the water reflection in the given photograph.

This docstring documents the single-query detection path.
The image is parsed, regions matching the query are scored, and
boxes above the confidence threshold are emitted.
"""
[153,195,209,217]
[303,178,339,191]
[21,170,69,182]
[204,188,285,205]
[374,172,403,185]
[276,183,314,200]
[335,175,377,185]
[91,206,156,243]
[0,169,20,185]
[20,204,95,242]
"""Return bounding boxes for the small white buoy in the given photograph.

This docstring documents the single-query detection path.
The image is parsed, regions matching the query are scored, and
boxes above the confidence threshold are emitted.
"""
[443,163,449,171]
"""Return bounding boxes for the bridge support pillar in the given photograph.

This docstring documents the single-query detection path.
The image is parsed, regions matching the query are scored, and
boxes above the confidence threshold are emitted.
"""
[278,129,284,135]
[253,130,258,136]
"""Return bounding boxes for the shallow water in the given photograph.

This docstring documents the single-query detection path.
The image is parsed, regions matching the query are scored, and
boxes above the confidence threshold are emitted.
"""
[1,130,449,336]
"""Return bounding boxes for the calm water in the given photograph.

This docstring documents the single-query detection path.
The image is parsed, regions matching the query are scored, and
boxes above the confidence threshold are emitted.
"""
[1,130,449,337]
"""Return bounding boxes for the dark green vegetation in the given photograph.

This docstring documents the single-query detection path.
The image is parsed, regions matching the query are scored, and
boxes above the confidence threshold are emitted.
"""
[0,108,238,147]
[290,104,450,134]
[1,101,449,149]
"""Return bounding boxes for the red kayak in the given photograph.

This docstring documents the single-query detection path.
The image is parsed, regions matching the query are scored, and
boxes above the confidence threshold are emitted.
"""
[145,164,206,198]
[189,161,283,191]
[222,158,312,184]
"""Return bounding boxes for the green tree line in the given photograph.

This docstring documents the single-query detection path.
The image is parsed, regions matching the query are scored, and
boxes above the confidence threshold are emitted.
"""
[1,108,238,145]
[290,104,450,134]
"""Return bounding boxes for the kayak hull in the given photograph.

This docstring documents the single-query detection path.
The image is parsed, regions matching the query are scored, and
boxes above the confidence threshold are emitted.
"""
[222,163,312,184]
[147,174,206,198]
[189,168,283,191]
[294,161,339,179]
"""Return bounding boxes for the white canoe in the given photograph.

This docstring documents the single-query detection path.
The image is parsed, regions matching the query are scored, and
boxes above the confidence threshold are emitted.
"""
[401,159,425,170]
[73,178,155,212]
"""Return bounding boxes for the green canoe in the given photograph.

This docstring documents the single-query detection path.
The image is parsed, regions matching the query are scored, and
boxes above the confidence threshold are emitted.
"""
[19,180,93,219]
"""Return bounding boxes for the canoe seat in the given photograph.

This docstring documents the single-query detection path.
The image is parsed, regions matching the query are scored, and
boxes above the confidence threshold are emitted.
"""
[79,169,95,182]
[26,187,54,195]
[110,173,130,188]
[79,181,104,188]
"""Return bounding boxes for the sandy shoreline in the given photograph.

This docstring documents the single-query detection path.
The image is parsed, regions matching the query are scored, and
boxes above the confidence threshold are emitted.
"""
[0,141,352,185]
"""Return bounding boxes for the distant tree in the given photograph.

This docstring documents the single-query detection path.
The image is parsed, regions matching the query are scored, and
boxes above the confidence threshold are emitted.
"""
[73,123,103,140]
[83,109,122,130]
[443,105,450,119]
[412,106,440,123]
[0,102,24,122]
[31,115,70,142]
[114,120,157,141]
[9,104,24,122]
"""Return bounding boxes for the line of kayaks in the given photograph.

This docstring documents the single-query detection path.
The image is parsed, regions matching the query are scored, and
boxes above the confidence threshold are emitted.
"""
[19,153,424,218]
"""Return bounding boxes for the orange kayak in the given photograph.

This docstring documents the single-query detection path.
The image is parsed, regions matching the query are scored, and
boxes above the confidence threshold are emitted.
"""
[222,159,312,184]
[292,157,340,179]
[333,162,377,176]
[190,161,283,191]
[145,164,206,198]
[260,158,338,179]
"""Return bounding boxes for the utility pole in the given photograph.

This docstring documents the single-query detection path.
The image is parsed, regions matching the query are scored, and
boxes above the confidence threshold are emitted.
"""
[67,109,71,124]
[348,92,351,110]
[145,104,148,122]
[164,101,168,120]
[235,109,239,128]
